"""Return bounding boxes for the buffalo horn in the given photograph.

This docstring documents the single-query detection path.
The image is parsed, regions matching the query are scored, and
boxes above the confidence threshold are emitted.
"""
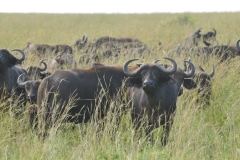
[123,58,141,76]
[81,35,88,44]
[12,49,26,62]
[155,57,177,75]
[39,59,47,71]
[236,39,240,50]
[209,64,215,78]
[153,60,160,63]
[183,60,195,78]
[212,28,217,36]
[17,74,28,87]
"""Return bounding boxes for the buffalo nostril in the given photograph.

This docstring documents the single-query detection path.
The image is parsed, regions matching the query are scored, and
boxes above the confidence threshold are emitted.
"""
[28,94,36,99]
[143,81,154,87]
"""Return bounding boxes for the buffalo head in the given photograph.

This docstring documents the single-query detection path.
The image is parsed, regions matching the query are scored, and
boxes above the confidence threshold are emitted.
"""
[27,59,48,80]
[17,74,40,104]
[183,58,215,103]
[73,35,88,51]
[123,57,195,145]
[0,49,25,69]
[202,28,217,46]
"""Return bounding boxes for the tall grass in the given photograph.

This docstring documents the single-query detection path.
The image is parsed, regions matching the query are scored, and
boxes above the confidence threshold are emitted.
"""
[0,12,240,159]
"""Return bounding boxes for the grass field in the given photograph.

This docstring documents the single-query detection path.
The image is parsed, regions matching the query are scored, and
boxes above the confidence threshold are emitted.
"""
[0,12,240,159]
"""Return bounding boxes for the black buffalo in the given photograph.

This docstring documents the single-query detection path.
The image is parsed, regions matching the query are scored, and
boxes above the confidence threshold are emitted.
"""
[201,28,217,46]
[23,43,73,59]
[190,39,240,61]
[74,35,151,62]
[123,58,195,146]
[48,54,77,71]
[37,63,139,137]
[17,73,40,127]
[183,58,215,104]
[27,59,50,80]
[0,49,28,111]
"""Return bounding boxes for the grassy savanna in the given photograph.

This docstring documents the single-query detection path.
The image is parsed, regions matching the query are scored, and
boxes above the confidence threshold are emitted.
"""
[0,12,240,159]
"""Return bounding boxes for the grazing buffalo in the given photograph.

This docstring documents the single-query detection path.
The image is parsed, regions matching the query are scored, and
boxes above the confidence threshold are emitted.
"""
[183,58,215,104]
[37,63,139,137]
[183,28,217,50]
[190,39,240,61]
[185,28,202,48]
[202,28,217,46]
[17,74,40,127]
[0,49,28,110]
[48,54,77,71]
[23,43,73,58]
[73,35,151,61]
[17,74,40,104]
[123,58,195,146]
[27,59,50,80]
[73,35,88,51]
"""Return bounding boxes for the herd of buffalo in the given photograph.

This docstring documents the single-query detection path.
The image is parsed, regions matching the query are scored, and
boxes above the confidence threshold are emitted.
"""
[1,28,240,146]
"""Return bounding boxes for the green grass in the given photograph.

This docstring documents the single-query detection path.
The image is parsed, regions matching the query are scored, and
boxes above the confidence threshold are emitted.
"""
[0,12,240,159]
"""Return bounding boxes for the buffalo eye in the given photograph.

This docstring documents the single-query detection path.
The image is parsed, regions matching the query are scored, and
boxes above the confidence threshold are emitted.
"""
[141,71,147,77]
[153,71,160,77]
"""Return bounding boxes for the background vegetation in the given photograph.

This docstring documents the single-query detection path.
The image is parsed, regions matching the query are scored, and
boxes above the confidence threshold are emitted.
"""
[0,12,240,159]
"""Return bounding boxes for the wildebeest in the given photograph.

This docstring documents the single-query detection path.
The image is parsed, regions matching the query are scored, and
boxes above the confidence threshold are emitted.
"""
[123,58,195,145]
[48,54,77,71]
[23,43,73,59]
[27,59,50,80]
[0,49,28,111]
[37,63,139,137]
[183,58,215,104]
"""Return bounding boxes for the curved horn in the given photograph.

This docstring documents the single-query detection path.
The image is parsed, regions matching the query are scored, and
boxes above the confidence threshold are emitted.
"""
[236,39,240,50]
[17,74,28,87]
[81,35,88,44]
[209,64,215,78]
[183,60,195,78]
[123,58,142,76]
[80,54,90,58]
[12,49,25,62]
[153,60,160,63]
[155,57,177,75]
[39,59,47,71]
[196,28,202,33]
[212,28,217,36]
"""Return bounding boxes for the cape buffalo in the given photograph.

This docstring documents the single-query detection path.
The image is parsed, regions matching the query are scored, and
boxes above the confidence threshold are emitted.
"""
[190,39,240,61]
[201,28,217,46]
[183,58,215,104]
[73,35,151,61]
[17,73,40,127]
[185,28,217,47]
[123,58,195,146]
[37,63,139,137]
[48,54,77,71]
[0,49,28,112]
[23,43,73,59]
[27,59,50,80]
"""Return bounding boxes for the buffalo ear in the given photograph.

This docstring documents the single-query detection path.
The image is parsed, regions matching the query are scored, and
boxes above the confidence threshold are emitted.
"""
[39,73,47,80]
[183,79,197,90]
[124,77,142,87]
